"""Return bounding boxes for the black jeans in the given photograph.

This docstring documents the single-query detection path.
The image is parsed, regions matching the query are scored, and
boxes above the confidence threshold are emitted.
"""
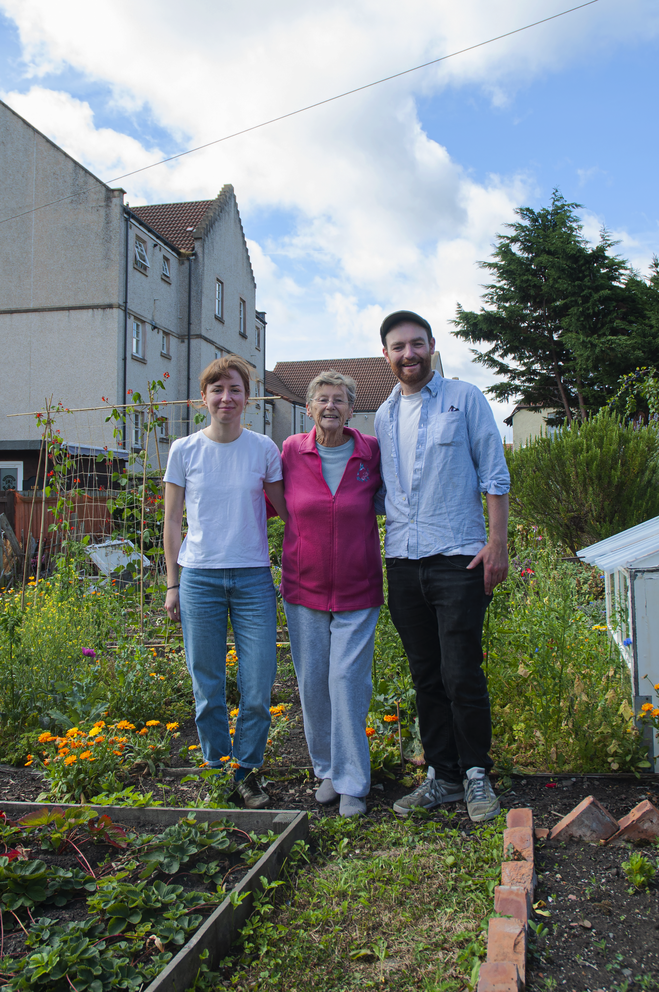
[386,554,493,781]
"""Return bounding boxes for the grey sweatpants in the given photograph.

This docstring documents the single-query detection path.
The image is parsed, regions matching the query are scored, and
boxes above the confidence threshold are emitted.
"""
[284,601,380,798]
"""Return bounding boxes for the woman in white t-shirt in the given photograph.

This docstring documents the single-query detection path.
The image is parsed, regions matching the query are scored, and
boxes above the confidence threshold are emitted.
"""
[163,355,287,809]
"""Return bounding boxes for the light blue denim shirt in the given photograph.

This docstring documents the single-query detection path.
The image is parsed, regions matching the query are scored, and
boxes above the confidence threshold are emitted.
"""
[374,371,510,560]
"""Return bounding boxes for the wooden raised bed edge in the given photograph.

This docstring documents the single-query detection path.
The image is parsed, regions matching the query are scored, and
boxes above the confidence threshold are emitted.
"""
[0,803,309,992]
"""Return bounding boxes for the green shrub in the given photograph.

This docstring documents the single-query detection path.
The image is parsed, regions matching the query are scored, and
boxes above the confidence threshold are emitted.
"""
[507,410,659,553]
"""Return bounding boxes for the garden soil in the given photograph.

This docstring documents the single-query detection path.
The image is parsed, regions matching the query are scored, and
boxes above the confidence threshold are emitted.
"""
[2,667,658,988]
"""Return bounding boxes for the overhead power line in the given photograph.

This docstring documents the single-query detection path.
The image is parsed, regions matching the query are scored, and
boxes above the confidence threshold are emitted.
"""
[1,0,599,227]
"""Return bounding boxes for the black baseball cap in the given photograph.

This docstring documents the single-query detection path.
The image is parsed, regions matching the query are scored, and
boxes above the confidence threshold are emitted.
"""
[380,310,433,346]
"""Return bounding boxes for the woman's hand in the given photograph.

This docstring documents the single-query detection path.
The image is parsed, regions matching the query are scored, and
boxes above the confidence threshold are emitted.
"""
[165,586,181,622]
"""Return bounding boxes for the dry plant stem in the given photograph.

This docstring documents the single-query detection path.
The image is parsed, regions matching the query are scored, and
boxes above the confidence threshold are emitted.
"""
[21,431,46,608]
[34,397,53,601]
[10,911,28,938]
[396,700,405,769]
[139,400,153,638]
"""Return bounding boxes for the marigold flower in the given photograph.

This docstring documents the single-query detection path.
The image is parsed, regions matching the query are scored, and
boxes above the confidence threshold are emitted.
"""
[138,728,149,736]
[230,708,240,718]
[229,728,235,735]
[166,722,179,731]
[230,761,240,769]
[188,744,200,750]
[159,676,165,680]
[383,714,398,723]
[146,720,160,727]
[66,727,82,737]
[365,727,376,737]
[641,702,654,712]
[92,721,106,729]
[113,750,123,756]
[24,756,33,766]
[79,750,93,760]
[88,726,103,737]
[652,709,659,718]
[58,747,70,755]
[92,737,105,745]
[64,755,77,765]
[116,721,135,730]
[220,755,231,762]
[149,672,157,677]
[655,683,659,693]
[38,731,54,743]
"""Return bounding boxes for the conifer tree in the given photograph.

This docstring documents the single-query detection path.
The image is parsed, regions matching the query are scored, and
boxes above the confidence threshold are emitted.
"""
[452,192,659,421]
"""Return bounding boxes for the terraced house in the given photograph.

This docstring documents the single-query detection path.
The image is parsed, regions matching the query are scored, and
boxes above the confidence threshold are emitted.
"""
[0,98,266,509]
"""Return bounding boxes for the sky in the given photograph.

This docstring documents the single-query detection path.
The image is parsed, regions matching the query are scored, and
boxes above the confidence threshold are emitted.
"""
[1,0,658,438]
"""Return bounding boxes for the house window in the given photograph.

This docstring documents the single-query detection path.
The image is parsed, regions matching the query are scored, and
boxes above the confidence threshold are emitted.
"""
[215,280,224,320]
[162,256,170,280]
[132,412,143,449]
[159,417,169,442]
[134,238,149,273]
[132,320,143,358]
[239,299,246,337]
[0,462,23,492]
[255,322,261,350]
[161,332,171,357]
[298,409,305,433]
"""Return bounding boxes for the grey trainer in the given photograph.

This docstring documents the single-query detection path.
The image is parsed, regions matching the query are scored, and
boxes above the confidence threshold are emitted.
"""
[316,779,339,804]
[463,771,500,822]
[393,769,464,816]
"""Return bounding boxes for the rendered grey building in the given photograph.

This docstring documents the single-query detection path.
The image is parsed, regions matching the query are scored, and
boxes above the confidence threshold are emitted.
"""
[0,98,265,503]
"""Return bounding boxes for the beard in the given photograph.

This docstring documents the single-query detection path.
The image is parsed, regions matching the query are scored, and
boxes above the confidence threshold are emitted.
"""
[391,352,433,387]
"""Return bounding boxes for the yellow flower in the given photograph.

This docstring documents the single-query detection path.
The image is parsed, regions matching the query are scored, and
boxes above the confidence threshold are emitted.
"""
[159,676,165,680]
[92,721,106,729]
[149,672,157,677]
[188,744,200,750]
[230,708,240,718]
[88,726,103,737]
[116,721,135,730]
[38,731,55,743]
[79,750,93,759]
[652,709,659,718]
[64,755,77,765]
[229,728,235,735]
[24,756,33,767]
[641,702,654,712]
[138,728,149,736]
[92,737,105,745]
[220,755,231,762]
[166,722,179,731]
[655,683,659,693]
[146,720,160,727]
[66,727,82,738]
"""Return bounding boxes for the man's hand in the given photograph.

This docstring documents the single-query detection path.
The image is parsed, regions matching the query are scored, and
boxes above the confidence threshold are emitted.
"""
[467,492,509,595]
[467,539,509,595]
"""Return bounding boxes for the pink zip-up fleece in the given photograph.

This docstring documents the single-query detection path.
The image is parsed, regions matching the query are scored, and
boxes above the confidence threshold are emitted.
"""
[279,427,384,612]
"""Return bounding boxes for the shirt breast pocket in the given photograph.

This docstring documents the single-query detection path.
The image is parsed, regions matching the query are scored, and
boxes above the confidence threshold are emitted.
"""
[430,411,465,445]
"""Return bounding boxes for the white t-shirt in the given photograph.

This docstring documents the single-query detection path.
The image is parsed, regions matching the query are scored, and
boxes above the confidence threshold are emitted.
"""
[163,429,282,569]
[397,392,423,497]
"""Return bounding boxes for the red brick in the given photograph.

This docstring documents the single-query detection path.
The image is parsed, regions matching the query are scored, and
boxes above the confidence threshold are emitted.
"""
[494,885,530,921]
[478,960,521,991]
[487,917,526,985]
[548,795,618,844]
[501,860,536,896]
[534,827,549,841]
[502,826,534,863]
[607,800,659,846]
[506,808,533,830]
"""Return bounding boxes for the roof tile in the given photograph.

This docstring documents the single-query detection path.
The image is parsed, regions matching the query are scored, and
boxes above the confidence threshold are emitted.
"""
[271,357,398,411]
[131,200,214,252]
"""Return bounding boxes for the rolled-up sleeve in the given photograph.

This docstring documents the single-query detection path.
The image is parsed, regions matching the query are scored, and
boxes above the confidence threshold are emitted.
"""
[465,387,510,495]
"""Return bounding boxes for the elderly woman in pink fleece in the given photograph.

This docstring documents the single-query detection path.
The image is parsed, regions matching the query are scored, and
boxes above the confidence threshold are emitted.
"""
[280,370,383,817]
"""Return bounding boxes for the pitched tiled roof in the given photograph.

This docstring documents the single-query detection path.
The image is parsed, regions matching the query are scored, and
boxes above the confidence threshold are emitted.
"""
[271,357,398,411]
[265,370,306,404]
[131,200,214,252]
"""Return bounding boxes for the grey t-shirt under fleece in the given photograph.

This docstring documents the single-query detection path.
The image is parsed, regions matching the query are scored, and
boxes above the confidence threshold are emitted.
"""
[316,438,355,495]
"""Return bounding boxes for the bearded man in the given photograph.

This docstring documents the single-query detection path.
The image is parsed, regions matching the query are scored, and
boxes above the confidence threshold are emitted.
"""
[374,311,510,822]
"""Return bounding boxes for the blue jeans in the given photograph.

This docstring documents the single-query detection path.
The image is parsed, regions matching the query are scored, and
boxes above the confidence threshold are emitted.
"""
[179,567,277,768]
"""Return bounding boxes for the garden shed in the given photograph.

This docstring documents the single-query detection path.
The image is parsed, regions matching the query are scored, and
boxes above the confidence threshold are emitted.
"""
[577,516,659,764]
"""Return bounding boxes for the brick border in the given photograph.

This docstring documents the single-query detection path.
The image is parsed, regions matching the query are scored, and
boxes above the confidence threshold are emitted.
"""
[478,808,536,991]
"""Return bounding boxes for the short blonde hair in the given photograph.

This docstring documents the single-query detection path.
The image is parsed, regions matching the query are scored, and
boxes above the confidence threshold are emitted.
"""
[306,370,356,408]
[200,355,251,397]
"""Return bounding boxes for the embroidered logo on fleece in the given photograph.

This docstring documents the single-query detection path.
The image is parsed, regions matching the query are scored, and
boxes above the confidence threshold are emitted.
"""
[448,405,459,412]
[356,462,369,482]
